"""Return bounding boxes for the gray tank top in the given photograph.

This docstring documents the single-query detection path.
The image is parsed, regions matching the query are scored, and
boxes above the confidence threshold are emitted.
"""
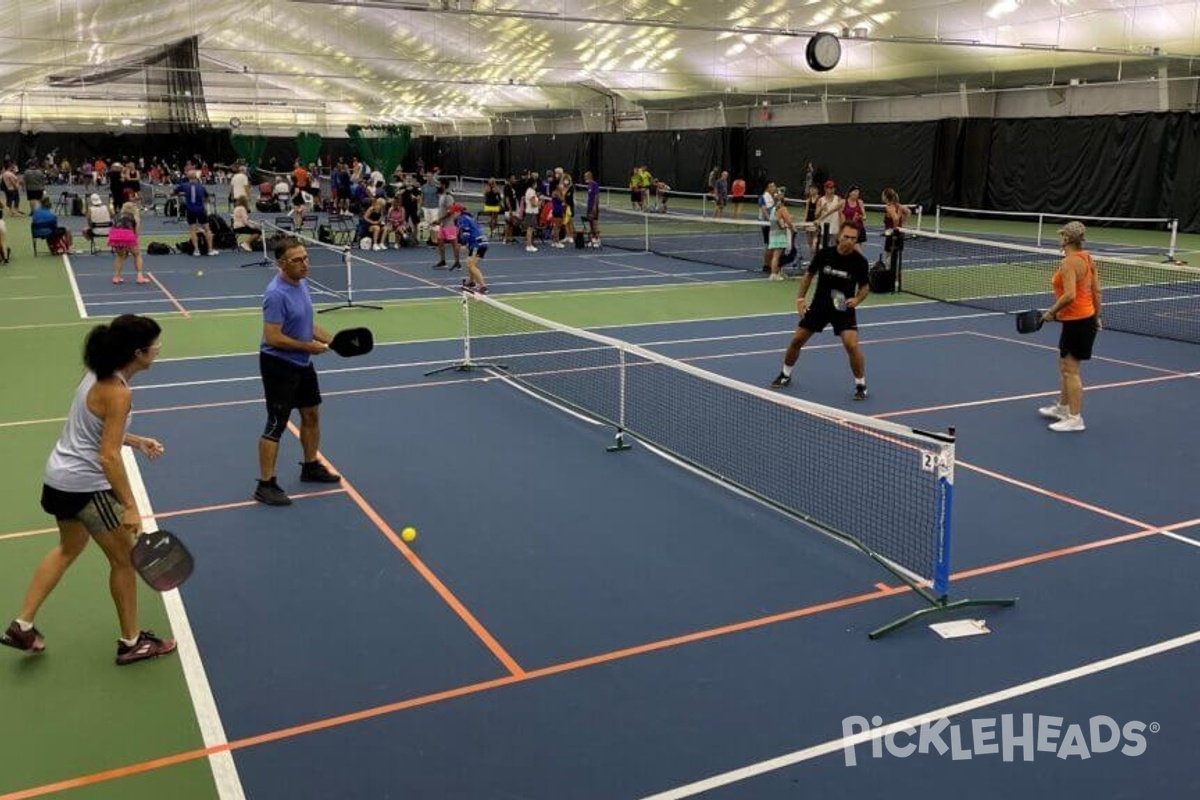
[44,372,130,493]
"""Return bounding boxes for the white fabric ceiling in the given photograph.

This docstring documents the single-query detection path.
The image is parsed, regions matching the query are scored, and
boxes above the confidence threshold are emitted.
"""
[0,0,1195,129]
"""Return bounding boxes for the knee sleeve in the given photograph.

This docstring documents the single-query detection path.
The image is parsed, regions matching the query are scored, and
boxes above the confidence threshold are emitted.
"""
[262,407,288,442]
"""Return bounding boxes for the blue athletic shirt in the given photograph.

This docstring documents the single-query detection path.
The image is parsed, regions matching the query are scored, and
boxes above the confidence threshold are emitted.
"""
[180,181,208,213]
[455,214,488,249]
[260,273,315,367]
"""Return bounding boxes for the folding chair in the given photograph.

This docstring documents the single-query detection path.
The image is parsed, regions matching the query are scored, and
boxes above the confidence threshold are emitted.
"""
[327,214,356,246]
[297,213,320,238]
[88,222,113,255]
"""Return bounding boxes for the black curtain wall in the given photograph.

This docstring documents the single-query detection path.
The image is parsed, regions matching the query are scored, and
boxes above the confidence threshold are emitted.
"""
[984,114,1175,219]
[598,130,721,188]
[745,122,937,206]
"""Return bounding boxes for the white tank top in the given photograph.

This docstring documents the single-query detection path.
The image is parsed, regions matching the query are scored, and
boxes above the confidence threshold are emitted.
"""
[44,372,130,493]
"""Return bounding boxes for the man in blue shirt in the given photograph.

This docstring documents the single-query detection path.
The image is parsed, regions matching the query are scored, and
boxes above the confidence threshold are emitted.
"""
[452,204,488,294]
[176,171,218,257]
[255,237,340,506]
[30,204,71,253]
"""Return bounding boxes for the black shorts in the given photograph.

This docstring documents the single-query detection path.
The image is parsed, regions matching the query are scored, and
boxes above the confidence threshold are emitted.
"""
[186,208,209,226]
[26,189,44,203]
[469,245,487,259]
[4,189,18,205]
[41,484,124,535]
[799,306,858,335]
[1059,317,1098,361]
[260,351,321,414]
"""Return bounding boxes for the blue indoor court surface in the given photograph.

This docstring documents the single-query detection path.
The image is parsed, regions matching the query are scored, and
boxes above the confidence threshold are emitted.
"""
[120,299,1198,799]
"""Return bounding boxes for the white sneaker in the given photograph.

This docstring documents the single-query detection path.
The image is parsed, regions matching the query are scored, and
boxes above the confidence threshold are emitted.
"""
[525,245,538,253]
[1038,403,1069,420]
[768,273,785,281]
[208,249,220,256]
[239,242,253,252]
[374,244,385,251]
[1049,415,1085,432]
[193,251,201,257]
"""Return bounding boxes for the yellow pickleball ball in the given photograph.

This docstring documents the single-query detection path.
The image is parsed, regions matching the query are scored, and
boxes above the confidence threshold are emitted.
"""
[401,526,417,542]
[195,269,205,277]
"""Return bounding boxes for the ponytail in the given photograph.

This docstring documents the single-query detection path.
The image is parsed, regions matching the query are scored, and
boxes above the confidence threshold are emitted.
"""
[82,314,161,379]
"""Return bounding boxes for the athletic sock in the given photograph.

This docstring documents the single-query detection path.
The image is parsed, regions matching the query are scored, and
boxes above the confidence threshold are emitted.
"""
[119,636,139,647]
[781,365,793,377]
[15,619,33,632]
[856,377,866,387]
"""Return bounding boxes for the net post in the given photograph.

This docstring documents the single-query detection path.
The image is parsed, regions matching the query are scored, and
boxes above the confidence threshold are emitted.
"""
[317,244,382,312]
[913,205,923,232]
[934,206,941,235]
[461,290,472,366]
[606,346,633,452]
[1036,215,1044,247]
[238,219,274,268]
[869,425,1018,640]
[642,209,650,252]
[423,292,506,375]
[931,426,955,600]
[1167,219,1179,261]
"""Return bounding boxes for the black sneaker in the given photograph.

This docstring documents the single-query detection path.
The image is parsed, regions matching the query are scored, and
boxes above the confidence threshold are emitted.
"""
[300,460,341,483]
[254,478,292,505]
[854,384,868,401]
[115,630,177,666]
[433,260,448,270]
[476,285,489,295]
[460,280,476,294]
[449,262,462,271]
[1,620,45,653]
[770,373,791,388]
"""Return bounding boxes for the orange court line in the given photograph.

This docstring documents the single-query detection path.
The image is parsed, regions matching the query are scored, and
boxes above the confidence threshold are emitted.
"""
[5,513,1198,800]
[147,272,190,319]
[285,421,525,677]
[956,459,1152,530]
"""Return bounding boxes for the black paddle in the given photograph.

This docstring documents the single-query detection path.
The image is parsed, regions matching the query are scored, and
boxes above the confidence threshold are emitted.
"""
[131,530,194,592]
[329,327,374,357]
[1015,309,1045,334]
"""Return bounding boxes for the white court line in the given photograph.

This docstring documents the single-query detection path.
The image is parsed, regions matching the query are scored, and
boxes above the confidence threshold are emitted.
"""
[1161,529,1200,549]
[123,448,246,800]
[62,253,88,319]
[639,628,1200,799]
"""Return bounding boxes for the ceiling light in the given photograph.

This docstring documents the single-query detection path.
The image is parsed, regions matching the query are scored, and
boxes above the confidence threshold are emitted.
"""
[986,0,1021,19]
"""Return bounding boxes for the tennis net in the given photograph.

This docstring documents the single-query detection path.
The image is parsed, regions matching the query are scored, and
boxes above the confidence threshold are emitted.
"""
[602,208,783,273]
[452,293,1013,637]
[257,219,379,311]
[898,229,1200,344]
[936,206,1178,258]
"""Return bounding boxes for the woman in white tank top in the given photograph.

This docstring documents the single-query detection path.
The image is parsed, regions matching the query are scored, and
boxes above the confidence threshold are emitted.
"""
[2,314,178,665]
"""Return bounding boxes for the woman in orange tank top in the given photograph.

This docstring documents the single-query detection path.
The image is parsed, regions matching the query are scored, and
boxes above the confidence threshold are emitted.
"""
[1038,221,1103,432]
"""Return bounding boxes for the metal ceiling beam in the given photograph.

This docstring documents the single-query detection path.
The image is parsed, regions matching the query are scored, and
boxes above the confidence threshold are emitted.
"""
[289,0,1199,61]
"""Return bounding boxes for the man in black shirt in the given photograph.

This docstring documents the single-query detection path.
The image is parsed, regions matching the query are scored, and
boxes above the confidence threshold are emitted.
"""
[771,222,871,399]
